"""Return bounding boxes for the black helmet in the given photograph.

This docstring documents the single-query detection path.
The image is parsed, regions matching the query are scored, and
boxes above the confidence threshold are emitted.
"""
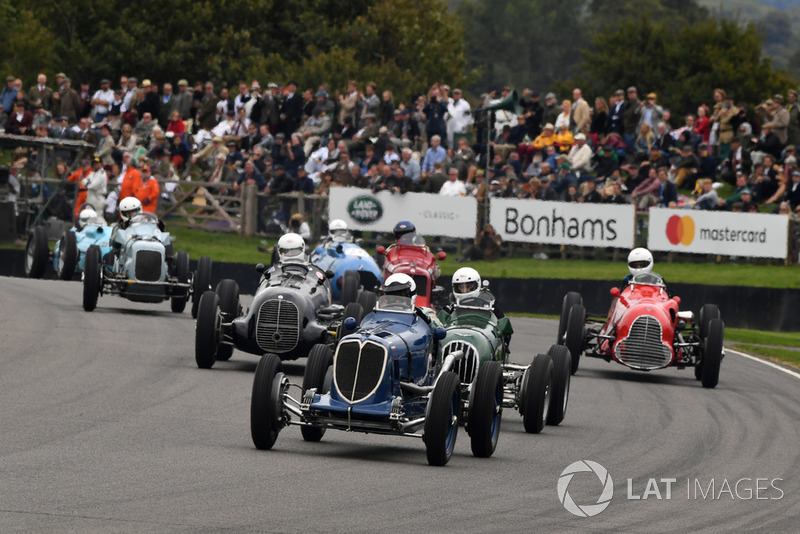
[393,220,416,240]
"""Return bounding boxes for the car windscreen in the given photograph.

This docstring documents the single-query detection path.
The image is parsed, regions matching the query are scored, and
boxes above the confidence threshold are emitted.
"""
[375,295,415,313]
[630,272,665,286]
[397,233,427,247]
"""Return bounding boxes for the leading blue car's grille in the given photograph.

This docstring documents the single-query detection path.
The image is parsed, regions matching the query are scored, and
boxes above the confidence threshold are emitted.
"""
[334,340,387,403]
[134,250,162,281]
[256,299,300,353]
[615,315,672,370]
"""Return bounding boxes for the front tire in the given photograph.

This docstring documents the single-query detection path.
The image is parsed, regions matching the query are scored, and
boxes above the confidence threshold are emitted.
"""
[195,290,221,369]
[701,318,724,389]
[82,245,102,312]
[340,270,360,306]
[468,361,503,458]
[521,353,553,434]
[546,344,571,426]
[170,251,190,313]
[57,231,78,280]
[357,290,377,315]
[557,292,583,344]
[425,371,460,466]
[25,226,49,278]
[191,256,212,319]
[214,279,240,361]
[565,304,585,375]
[251,354,284,450]
[301,344,333,442]
[699,304,720,340]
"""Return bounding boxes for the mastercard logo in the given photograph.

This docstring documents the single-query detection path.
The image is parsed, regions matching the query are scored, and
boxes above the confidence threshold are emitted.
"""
[666,215,695,245]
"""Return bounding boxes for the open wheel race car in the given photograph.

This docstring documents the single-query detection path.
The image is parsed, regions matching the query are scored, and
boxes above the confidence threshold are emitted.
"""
[437,290,572,440]
[376,232,447,309]
[249,292,503,466]
[24,221,114,281]
[309,240,382,304]
[82,212,211,316]
[558,272,724,388]
[195,261,370,369]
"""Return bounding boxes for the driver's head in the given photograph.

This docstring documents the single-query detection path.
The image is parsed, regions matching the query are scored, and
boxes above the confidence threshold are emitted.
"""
[328,218,350,241]
[393,220,416,240]
[452,267,481,303]
[78,207,97,229]
[119,196,142,222]
[627,247,654,277]
[277,232,306,264]
[381,273,417,300]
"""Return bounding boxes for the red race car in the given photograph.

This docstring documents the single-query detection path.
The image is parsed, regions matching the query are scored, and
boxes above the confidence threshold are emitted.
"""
[558,272,724,388]
[376,232,447,309]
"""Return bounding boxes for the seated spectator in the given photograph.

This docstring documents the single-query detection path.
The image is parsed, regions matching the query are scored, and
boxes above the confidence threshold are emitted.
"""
[552,162,577,198]
[439,168,467,196]
[786,169,800,210]
[655,166,677,208]
[673,144,699,188]
[603,180,628,204]
[751,123,782,161]
[594,144,620,178]
[634,122,654,158]
[567,133,593,174]
[693,179,719,210]
[372,161,410,194]
[554,122,574,153]
[631,167,659,210]
[523,151,544,179]
[582,178,602,203]
[166,110,185,137]
[399,147,421,186]
[537,175,557,200]
[450,137,475,181]
[421,134,447,178]
[7,102,33,135]
[298,91,333,156]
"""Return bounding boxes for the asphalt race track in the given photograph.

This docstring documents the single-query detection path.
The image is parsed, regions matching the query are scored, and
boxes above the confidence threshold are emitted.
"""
[1,276,798,533]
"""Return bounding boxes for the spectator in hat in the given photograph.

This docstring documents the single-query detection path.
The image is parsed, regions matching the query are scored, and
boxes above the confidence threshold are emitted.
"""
[90,79,114,122]
[298,91,333,156]
[389,107,419,149]
[520,89,544,138]
[594,144,620,179]
[196,81,219,130]
[423,85,448,145]
[446,88,472,147]
[786,89,800,147]
[567,133,593,174]
[94,123,115,166]
[785,169,800,210]
[54,77,82,125]
[543,92,559,127]
[752,122,783,161]
[280,80,303,135]
[6,101,33,135]
[637,92,664,132]
[758,94,790,146]
[552,162,578,198]
[537,174,558,201]
[554,121,575,153]
[31,102,53,129]
[213,108,238,137]
[603,180,628,204]
[581,177,603,203]
[135,79,160,119]
[722,172,751,209]
[608,89,626,135]
[28,74,54,115]
[173,79,193,121]
[572,88,591,135]
[622,86,641,149]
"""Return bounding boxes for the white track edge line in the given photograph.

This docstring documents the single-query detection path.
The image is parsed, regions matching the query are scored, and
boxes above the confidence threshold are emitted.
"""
[726,348,800,381]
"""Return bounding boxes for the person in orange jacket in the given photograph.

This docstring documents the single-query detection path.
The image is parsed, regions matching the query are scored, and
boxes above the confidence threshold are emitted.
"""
[67,158,93,219]
[118,163,143,208]
[137,165,160,213]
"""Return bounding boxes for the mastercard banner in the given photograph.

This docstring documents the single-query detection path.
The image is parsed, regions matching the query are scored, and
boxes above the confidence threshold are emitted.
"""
[648,208,789,258]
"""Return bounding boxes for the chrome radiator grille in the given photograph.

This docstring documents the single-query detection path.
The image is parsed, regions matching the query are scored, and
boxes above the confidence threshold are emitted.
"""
[255,299,300,353]
[334,340,387,403]
[615,315,672,370]
[443,340,479,384]
[134,250,162,281]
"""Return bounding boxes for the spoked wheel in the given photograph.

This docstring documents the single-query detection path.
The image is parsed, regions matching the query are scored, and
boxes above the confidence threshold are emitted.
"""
[25,226,49,279]
[214,279,241,362]
[251,353,285,450]
[546,344,571,426]
[521,353,553,434]
[191,256,212,319]
[557,292,583,344]
[195,290,221,369]
[82,245,102,312]
[701,318,724,389]
[300,344,333,442]
[424,371,460,466]
[170,251,190,313]
[340,270,360,306]
[468,361,503,458]
[565,304,585,375]
[57,231,78,280]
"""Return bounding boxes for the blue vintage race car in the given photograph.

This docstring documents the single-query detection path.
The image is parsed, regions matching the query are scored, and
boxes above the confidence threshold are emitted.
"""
[250,294,502,466]
[51,224,114,280]
[309,240,382,303]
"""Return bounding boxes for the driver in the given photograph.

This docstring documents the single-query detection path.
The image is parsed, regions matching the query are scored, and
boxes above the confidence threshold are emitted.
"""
[449,266,511,348]
[117,196,143,231]
[277,232,307,264]
[76,207,104,231]
[381,272,442,328]
[624,247,654,284]
[324,218,352,245]
[393,220,416,241]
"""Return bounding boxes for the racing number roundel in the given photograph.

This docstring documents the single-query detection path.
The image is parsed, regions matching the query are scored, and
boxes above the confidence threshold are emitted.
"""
[665,215,695,246]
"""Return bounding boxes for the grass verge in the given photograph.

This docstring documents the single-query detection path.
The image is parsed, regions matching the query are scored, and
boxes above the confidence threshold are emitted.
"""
[729,344,800,371]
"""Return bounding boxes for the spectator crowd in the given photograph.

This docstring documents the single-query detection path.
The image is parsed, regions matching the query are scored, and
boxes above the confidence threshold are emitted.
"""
[2,70,800,228]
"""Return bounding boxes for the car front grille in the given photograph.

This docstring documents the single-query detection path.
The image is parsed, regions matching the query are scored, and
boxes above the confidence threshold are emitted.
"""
[255,299,300,353]
[443,340,479,384]
[334,340,387,403]
[134,250,162,281]
[615,315,672,370]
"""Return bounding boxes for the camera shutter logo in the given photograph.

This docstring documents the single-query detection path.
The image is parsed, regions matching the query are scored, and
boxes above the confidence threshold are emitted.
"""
[558,460,614,517]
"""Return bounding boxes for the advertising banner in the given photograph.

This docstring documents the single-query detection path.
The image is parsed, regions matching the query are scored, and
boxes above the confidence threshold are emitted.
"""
[648,208,789,259]
[489,199,636,248]
[328,188,478,238]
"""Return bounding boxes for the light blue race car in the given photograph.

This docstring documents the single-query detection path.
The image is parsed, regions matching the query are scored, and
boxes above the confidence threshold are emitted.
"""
[310,239,382,304]
[52,223,114,280]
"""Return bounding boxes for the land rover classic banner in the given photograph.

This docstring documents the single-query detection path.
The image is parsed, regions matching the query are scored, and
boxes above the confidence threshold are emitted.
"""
[489,198,635,248]
[328,188,478,238]
[648,208,789,259]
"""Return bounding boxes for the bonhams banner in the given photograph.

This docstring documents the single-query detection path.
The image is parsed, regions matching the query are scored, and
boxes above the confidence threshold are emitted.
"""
[648,208,789,259]
[489,199,636,248]
[328,188,478,238]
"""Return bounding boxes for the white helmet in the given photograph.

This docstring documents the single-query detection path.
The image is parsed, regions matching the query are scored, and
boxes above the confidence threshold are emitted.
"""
[277,232,306,264]
[328,219,350,241]
[119,196,142,222]
[627,247,654,277]
[382,273,416,297]
[78,208,98,229]
[452,267,481,303]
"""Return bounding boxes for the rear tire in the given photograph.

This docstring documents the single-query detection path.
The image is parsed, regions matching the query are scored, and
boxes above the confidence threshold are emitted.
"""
[546,344,571,426]
[357,290,377,315]
[170,251,190,313]
[25,226,49,279]
[214,279,240,361]
[191,256,212,319]
[468,361,503,458]
[57,231,78,280]
[82,245,102,312]
[424,371,460,466]
[337,302,364,340]
[557,292,583,344]
[251,354,284,450]
[565,304,585,375]
[301,344,333,442]
[521,353,553,434]
[341,270,360,306]
[701,318,724,389]
[195,290,220,369]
